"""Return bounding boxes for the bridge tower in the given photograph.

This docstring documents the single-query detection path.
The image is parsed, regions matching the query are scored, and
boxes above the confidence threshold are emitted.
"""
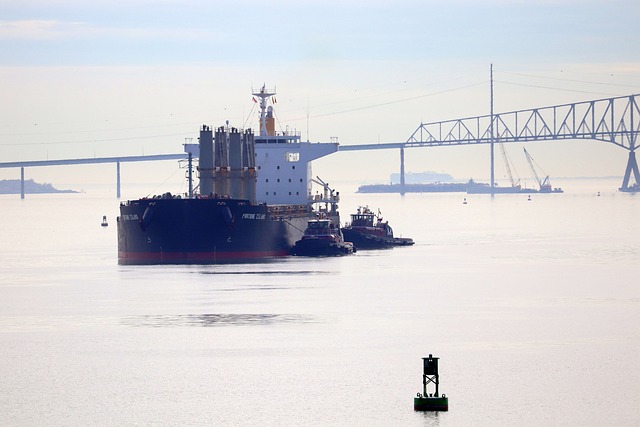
[620,100,639,191]
[400,147,405,195]
[490,63,495,194]
[620,152,640,190]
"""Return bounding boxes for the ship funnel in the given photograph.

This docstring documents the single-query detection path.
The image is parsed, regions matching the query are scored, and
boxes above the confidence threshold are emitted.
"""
[266,106,275,136]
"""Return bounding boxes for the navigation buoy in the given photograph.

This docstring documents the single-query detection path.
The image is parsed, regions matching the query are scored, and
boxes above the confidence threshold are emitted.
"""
[463,197,467,205]
[414,354,449,411]
[101,215,108,227]
[527,195,531,201]
[597,191,601,197]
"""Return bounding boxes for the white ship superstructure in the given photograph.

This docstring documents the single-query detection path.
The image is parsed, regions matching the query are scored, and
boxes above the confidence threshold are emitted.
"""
[252,85,338,205]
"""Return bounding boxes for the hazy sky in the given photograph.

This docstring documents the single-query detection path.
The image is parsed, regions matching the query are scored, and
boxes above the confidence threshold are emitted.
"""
[1,0,639,193]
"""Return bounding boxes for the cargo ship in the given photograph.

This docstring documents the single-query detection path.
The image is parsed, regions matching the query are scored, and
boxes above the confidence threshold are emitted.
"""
[117,85,340,264]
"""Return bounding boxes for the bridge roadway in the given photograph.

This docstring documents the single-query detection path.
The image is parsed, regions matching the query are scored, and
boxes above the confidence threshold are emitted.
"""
[0,144,407,199]
[2,93,639,197]
[0,154,188,199]
[0,153,187,169]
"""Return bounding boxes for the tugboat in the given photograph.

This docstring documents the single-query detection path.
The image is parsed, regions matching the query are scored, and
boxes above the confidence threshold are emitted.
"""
[292,216,355,256]
[341,206,414,249]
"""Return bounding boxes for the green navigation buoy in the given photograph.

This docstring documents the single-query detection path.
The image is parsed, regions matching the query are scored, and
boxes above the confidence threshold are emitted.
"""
[414,354,449,411]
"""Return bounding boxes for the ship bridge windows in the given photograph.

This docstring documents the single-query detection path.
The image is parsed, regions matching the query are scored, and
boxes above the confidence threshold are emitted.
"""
[255,138,287,144]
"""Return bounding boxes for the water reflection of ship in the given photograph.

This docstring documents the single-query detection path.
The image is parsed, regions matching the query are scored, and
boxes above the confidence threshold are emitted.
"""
[117,85,341,264]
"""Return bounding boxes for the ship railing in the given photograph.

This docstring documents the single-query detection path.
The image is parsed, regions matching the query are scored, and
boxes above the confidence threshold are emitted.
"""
[268,204,309,220]
[280,130,301,137]
[256,131,302,144]
[308,194,340,203]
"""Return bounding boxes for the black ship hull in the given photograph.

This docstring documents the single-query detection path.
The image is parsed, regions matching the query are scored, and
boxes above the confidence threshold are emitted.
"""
[291,238,354,256]
[341,229,414,249]
[118,197,314,264]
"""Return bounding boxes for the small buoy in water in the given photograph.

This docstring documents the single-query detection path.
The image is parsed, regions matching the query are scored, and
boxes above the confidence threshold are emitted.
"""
[527,195,531,201]
[597,191,601,197]
[101,215,108,227]
[463,198,467,205]
[414,354,449,411]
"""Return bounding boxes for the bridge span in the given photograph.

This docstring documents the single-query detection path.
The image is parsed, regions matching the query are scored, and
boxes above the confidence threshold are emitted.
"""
[0,154,187,199]
[1,93,639,197]
[339,93,640,192]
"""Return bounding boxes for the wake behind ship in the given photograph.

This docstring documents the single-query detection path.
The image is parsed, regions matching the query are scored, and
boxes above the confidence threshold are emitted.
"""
[117,86,340,264]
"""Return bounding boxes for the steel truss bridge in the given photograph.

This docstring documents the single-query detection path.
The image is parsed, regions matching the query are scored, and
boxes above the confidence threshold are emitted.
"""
[1,93,639,197]
[340,93,640,192]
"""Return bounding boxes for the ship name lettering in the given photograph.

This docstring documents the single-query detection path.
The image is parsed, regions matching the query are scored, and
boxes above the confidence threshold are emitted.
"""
[241,213,266,220]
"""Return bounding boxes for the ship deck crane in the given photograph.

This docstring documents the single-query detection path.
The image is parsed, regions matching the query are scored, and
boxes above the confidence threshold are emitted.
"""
[311,176,339,214]
[523,147,552,192]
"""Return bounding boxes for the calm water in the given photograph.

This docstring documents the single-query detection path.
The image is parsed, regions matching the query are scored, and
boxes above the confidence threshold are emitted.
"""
[1,179,639,426]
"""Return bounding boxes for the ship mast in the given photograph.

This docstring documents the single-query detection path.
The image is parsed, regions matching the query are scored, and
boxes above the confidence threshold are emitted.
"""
[252,84,276,137]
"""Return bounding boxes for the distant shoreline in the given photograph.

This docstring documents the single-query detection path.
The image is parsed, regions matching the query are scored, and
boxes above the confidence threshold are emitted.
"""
[0,179,78,194]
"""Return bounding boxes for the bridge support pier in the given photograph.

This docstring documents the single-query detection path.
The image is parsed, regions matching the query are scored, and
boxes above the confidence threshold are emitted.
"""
[620,150,640,190]
[400,147,405,195]
[116,161,121,199]
[20,167,25,199]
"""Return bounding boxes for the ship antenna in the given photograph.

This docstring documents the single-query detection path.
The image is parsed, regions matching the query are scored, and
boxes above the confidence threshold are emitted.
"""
[252,84,276,137]
[307,94,310,142]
